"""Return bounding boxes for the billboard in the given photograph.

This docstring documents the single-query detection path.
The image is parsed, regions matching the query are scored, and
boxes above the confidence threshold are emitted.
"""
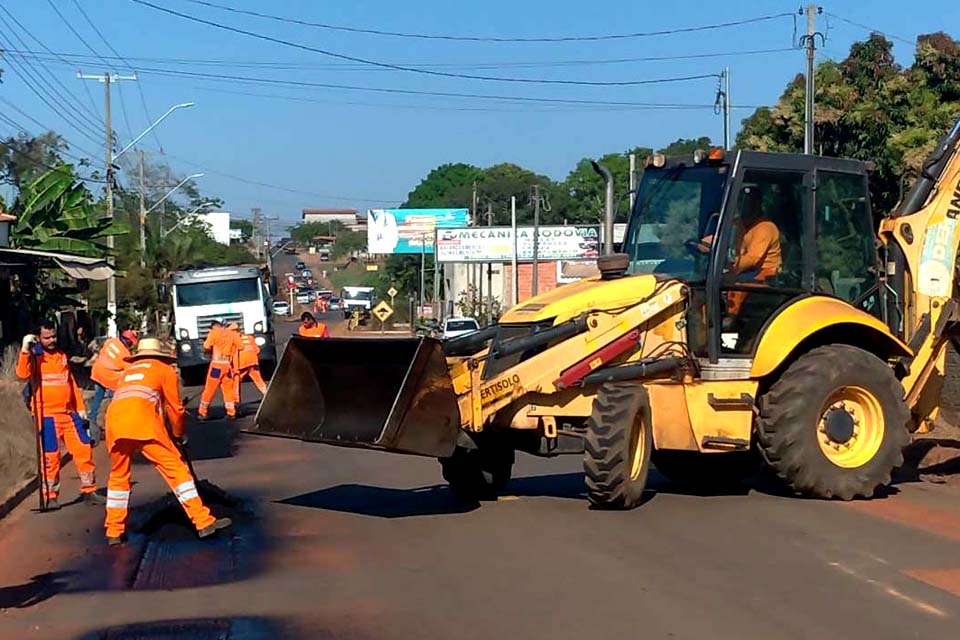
[367,208,470,255]
[436,225,601,263]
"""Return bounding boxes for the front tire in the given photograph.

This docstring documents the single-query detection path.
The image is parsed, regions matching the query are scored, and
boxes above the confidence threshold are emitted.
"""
[757,344,909,500]
[584,382,653,509]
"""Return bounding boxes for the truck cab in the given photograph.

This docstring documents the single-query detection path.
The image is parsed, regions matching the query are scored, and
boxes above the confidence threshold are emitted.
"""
[171,265,277,382]
[341,286,375,319]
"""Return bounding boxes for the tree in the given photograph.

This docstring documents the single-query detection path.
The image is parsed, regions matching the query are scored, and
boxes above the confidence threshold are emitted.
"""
[562,147,652,224]
[230,218,253,241]
[737,32,960,213]
[403,163,483,208]
[659,137,714,156]
[0,132,78,188]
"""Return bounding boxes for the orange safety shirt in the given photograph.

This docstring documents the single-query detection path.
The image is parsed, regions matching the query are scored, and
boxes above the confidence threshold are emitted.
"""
[732,220,782,279]
[203,326,240,368]
[90,337,132,390]
[298,323,329,338]
[237,334,261,369]
[16,349,86,415]
[105,358,185,446]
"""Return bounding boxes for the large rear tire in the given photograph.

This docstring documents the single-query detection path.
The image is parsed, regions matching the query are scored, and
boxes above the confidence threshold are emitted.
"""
[440,435,514,502]
[757,344,909,500]
[584,382,653,509]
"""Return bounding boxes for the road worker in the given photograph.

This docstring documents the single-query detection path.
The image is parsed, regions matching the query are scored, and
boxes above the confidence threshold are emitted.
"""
[234,333,267,401]
[104,338,231,546]
[198,320,241,420]
[17,320,103,510]
[88,329,139,445]
[298,311,329,338]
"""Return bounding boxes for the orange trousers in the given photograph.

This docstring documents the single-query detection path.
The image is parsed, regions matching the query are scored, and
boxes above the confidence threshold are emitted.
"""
[198,364,237,418]
[38,412,96,500]
[105,438,215,538]
[234,365,267,399]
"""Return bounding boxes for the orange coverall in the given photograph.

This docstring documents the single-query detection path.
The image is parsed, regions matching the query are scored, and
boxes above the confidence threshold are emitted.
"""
[234,334,266,398]
[727,220,782,315]
[90,336,131,391]
[298,323,329,338]
[198,326,240,418]
[104,357,215,538]
[17,350,96,500]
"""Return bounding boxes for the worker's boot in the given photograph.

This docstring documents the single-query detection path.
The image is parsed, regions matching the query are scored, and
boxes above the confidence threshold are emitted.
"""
[198,517,232,539]
[44,497,61,512]
[107,534,125,547]
[83,492,106,506]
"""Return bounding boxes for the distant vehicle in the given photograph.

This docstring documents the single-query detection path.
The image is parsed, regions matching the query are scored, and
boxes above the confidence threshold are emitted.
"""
[317,289,333,299]
[328,297,341,311]
[341,286,375,319]
[272,300,291,316]
[442,317,480,340]
[301,269,313,279]
[295,287,314,305]
[295,261,305,271]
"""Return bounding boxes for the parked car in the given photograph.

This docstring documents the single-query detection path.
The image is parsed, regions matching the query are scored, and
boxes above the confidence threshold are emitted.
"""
[272,300,291,316]
[295,261,305,271]
[328,297,342,311]
[442,317,479,340]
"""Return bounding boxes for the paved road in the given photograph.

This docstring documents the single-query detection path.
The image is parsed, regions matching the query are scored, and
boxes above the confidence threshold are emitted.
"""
[2,257,960,639]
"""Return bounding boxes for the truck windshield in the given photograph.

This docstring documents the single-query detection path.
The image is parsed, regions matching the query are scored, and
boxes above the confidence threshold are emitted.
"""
[343,290,373,301]
[176,278,261,307]
[623,164,728,281]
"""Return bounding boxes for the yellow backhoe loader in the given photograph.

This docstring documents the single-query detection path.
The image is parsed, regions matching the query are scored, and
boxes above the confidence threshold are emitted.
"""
[255,116,960,509]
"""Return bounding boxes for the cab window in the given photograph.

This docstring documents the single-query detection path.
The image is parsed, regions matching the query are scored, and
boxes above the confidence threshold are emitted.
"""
[814,172,876,302]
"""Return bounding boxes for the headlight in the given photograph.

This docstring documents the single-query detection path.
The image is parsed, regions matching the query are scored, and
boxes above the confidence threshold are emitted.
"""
[254,321,264,333]
[254,336,266,346]
[180,343,192,353]
[179,328,189,339]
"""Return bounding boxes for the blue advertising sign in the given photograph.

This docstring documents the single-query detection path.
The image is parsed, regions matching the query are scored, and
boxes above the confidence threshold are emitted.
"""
[367,208,470,254]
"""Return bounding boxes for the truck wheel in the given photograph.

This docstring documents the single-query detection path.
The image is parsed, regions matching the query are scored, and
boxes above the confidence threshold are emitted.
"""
[757,344,909,500]
[440,438,514,502]
[584,382,652,509]
[651,450,756,492]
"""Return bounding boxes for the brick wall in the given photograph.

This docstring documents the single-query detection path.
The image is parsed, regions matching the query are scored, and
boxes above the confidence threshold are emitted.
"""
[503,261,559,305]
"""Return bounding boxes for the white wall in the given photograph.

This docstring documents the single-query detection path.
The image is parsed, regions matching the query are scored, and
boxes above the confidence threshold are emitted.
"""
[199,211,231,245]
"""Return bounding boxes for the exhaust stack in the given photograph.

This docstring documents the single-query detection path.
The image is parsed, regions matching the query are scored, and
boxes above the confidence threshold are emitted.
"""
[591,161,615,255]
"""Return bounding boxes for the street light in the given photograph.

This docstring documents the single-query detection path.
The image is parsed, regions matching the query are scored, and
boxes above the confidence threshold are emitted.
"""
[104,100,194,337]
[139,174,204,265]
[161,200,217,239]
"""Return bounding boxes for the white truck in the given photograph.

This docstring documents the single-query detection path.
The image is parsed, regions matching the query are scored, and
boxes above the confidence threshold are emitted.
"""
[340,286,375,320]
[170,265,277,383]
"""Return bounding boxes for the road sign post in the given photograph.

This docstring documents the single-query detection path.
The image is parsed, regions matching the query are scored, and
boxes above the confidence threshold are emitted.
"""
[373,300,393,334]
[387,286,398,312]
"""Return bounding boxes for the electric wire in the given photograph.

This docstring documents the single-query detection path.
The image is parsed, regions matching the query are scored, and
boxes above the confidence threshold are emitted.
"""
[178,0,793,44]
[128,0,719,87]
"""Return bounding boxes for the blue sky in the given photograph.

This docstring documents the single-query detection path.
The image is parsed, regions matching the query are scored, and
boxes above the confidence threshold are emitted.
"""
[1,0,957,226]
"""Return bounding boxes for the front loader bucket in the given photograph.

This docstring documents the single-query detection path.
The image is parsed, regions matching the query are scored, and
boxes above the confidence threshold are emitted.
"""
[253,336,461,458]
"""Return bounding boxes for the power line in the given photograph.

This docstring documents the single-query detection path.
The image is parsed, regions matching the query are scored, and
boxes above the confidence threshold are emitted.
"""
[128,0,718,87]
[68,0,164,150]
[0,112,104,180]
[824,13,915,47]
[0,7,103,125]
[179,0,793,44]
[2,46,796,72]
[0,97,100,160]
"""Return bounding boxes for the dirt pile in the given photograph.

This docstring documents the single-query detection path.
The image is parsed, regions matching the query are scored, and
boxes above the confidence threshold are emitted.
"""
[0,346,35,495]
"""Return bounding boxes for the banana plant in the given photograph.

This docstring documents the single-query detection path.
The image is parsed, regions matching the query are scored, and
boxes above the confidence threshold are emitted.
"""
[10,165,128,258]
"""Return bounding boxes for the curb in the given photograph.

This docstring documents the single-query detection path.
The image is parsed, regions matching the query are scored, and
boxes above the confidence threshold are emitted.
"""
[0,475,38,522]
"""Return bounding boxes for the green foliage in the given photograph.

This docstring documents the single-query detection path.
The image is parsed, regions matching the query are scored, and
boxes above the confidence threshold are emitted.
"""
[737,31,960,213]
[403,163,483,209]
[230,218,253,240]
[0,132,76,188]
[10,165,127,258]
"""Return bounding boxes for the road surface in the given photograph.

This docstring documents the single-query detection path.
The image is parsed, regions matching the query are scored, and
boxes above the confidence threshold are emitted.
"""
[2,257,960,639]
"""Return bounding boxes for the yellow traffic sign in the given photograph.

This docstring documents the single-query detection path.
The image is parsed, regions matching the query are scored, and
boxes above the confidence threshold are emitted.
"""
[373,301,394,323]
[387,286,398,298]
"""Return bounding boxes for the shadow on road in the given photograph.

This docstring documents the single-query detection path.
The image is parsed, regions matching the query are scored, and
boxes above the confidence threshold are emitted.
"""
[896,438,960,485]
[72,616,290,640]
[0,571,77,608]
[278,483,479,518]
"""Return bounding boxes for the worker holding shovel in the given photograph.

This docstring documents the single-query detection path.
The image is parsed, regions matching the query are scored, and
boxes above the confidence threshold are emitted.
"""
[103,338,231,546]
[17,320,103,511]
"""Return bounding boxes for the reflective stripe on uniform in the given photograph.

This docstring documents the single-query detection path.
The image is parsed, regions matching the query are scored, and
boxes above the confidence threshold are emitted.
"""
[41,372,70,386]
[113,384,160,403]
[174,480,200,503]
[106,489,130,508]
[79,471,96,488]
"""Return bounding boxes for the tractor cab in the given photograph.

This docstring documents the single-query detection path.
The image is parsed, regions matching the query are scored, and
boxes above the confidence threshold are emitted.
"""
[624,149,878,360]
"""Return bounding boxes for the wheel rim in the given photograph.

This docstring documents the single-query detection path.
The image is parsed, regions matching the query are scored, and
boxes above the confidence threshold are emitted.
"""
[629,415,646,480]
[817,385,885,469]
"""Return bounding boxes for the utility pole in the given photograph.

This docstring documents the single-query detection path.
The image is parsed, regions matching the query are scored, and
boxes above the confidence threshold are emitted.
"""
[629,153,637,213]
[471,180,478,311]
[721,68,732,151]
[530,184,541,297]
[485,203,493,325]
[251,207,262,260]
[510,196,518,306]
[78,71,136,337]
[801,4,822,155]
[138,150,146,268]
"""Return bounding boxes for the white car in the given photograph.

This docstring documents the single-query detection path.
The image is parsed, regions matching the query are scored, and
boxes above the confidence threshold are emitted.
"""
[442,317,480,340]
[272,300,291,316]
[295,288,314,305]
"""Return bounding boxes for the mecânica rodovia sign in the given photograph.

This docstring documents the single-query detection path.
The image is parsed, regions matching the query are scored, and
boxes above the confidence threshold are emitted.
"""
[436,225,601,263]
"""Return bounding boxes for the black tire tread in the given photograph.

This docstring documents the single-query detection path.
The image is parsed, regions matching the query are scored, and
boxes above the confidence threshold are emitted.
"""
[584,382,650,509]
